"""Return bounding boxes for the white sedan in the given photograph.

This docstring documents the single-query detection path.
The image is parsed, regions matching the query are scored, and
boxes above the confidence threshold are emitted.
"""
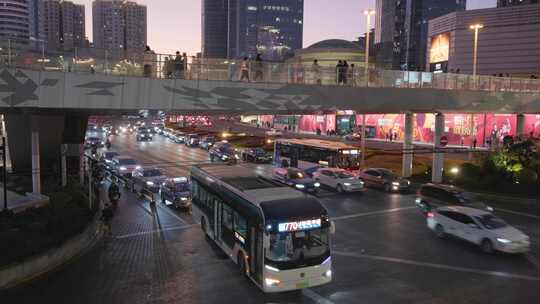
[265,128,283,137]
[427,206,530,254]
[312,168,364,193]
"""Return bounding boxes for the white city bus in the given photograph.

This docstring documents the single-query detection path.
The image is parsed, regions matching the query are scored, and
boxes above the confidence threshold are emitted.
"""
[274,138,362,171]
[191,164,333,292]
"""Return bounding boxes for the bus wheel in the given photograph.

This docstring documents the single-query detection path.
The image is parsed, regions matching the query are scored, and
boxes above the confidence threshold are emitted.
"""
[238,253,247,277]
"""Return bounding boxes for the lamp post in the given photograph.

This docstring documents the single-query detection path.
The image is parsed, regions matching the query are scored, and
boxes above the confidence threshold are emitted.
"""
[363,9,375,87]
[469,24,483,77]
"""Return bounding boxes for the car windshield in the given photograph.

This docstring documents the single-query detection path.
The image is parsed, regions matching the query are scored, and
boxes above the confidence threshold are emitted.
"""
[336,171,354,179]
[266,228,329,262]
[252,148,265,155]
[143,169,162,177]
[174,183,190,192]
[474,214,508,230]
[379,170,398,179]
[105,152,118,159]
[88,137,101,141]
[288,170,305,179]
[118,159,137,165]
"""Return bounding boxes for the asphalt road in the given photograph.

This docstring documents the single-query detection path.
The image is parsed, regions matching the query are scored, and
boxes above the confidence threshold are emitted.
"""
[3,132,540,304]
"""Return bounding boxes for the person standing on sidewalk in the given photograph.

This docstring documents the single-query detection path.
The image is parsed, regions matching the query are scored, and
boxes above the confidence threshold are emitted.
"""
[240,57,250,82]
[174,51,184,78]
[254,54,264,82]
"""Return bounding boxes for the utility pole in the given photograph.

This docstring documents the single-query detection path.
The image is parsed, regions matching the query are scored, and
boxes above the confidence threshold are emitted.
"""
[2,137,7,211]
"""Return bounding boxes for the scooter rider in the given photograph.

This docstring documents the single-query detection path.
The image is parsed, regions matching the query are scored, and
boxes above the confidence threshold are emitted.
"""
[108,182,121,202]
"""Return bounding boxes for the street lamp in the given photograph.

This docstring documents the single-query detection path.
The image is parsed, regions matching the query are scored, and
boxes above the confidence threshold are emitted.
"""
[363,9,375,87]
[469,24,484,76]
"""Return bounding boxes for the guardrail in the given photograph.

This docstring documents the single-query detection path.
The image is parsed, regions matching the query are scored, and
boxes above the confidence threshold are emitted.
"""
[2,46,540,93]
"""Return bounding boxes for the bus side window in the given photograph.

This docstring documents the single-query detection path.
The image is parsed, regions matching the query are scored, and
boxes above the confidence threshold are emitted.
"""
[222,204,233,231]
[234,211,247,238]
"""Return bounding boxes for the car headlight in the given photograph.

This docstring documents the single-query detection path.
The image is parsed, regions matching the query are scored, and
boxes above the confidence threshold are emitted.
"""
[135,165,141,169]
[295,184,305,189]
[314,182,320,187]
[359,180,365,185]
[496,238,512,244]
[344,182,352,186]
[392,182,400,186]
[222,155,228,160]
[180,197,188,201]
[265,278,281,287]
[101,141,105,145]
[323,270,332,278]
[119,166,127,171]
[487,206,494,212]
[235,154,240,159]
[105,159,111,163]
[146,181,155,186]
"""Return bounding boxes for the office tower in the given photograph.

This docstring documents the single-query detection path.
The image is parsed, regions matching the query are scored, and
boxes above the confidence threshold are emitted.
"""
[202,0,304,61]
[375,0,466,71]
[498,0,538,6]
[92,0,146,57]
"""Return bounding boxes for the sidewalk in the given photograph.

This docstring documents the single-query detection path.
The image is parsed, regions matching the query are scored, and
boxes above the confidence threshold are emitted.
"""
[0,186,49,213]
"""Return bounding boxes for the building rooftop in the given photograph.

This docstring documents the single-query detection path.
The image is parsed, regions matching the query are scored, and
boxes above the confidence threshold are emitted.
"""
[307,39,361,50]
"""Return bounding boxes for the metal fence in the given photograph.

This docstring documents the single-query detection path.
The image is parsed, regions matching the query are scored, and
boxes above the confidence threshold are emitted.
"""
[1,45,540,93]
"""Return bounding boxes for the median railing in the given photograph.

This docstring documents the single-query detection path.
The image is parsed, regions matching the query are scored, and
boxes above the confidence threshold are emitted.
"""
[1,45,540,93]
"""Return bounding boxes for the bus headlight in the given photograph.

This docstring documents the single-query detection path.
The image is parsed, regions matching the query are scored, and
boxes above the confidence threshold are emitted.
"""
[265,265,280,272]
[265,278,281,287]
[295,184,305,189]
[314,182,320,187]
[323,270,332,278]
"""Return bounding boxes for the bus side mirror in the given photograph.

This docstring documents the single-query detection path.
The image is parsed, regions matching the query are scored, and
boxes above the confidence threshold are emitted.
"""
[330,221,336,234]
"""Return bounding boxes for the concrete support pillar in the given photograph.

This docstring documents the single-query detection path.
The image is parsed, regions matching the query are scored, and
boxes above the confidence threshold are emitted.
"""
[516,114,525,139]
[61,144,67,187]
[402,113,414,178]
[361,114,366,169]
[79,144,85,186]
[432,113,445,184]
[31,125,41,194]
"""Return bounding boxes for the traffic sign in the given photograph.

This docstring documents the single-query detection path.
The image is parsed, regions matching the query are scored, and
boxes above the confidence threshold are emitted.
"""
[440,136,448,147]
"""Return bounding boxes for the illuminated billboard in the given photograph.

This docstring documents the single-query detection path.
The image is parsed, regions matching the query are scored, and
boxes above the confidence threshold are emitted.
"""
[429,33,450,64]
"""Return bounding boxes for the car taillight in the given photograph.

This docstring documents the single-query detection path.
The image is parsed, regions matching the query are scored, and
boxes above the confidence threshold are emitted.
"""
[427,212,434,218]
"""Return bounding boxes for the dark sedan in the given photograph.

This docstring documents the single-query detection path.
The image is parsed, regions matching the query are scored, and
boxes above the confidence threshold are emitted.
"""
[358,168,411,192]
[241,147,272,163]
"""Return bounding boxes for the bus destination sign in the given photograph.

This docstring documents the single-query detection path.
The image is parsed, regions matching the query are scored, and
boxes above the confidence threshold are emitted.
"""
[278,219,322,232]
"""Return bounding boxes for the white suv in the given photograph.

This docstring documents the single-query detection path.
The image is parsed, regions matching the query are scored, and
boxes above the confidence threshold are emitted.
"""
[427,206,530,254]
[313,168,364,193]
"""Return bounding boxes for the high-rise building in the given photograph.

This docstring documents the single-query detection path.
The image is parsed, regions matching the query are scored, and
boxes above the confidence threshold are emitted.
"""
[498,0,539,6]
[202,0,228,59]
[0,0,33,40]
[375,0,466,71]
[202,0,304,61]
[42,0,85,51]
[92,0,146,58]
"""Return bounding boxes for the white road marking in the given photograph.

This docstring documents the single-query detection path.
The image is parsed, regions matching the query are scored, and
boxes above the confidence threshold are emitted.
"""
[495,207,540,221]
[333,251,540,282]
[156,201,188,224]
[332,206,416,221]
[302,288,335,304]
[115,224,195,239]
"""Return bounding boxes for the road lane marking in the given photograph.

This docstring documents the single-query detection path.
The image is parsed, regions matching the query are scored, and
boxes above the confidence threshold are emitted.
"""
[495,207,540,221]
[302,288,335,304]
[332,206,416,221]
[155,200,188,224]
[115,224,195,239]
[333,251,540,282]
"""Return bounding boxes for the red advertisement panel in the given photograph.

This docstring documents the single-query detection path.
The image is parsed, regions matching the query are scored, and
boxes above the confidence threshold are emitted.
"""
[298,115,336,134]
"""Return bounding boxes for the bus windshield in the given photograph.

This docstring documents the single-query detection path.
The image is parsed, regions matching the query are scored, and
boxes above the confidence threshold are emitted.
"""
[266,228,329,263]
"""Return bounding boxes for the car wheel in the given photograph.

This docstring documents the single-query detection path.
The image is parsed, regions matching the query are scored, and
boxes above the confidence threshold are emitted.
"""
[336,184,344,193]
[384,183,391,192]
[481,239,494,254]
[435,224,446,238]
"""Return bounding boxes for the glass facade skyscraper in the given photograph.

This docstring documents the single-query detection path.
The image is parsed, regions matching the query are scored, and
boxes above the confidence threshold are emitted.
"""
[202,0,304,61]
[375,0,466,71]
[498,0,539,6]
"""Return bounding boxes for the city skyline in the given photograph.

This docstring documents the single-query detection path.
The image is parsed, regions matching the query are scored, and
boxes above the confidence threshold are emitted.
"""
[74,0,495,55]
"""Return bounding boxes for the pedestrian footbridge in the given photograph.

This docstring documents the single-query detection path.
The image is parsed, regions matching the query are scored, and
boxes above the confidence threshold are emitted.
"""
[1,66,540,115]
